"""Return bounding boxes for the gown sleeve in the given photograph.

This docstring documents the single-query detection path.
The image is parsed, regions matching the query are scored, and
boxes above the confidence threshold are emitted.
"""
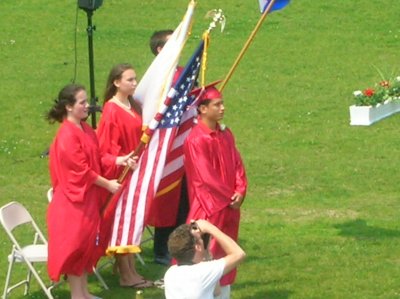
[52,128,98,203]
[229,131,247,196]
[97,113,122,179]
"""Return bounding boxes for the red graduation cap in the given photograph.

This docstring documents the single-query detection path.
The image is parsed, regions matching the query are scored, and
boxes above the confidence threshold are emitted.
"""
[190,80,223,103]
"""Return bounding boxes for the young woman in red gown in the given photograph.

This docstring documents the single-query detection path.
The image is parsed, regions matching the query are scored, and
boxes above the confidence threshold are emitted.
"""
[47,83,136,298]
[96,64,153,288]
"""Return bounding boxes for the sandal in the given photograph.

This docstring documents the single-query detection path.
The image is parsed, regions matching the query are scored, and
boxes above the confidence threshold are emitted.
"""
[121,279,154,289]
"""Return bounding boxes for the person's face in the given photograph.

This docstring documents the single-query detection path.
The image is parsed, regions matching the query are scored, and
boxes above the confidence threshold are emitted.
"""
[114,69,137,96]
[67,89,89,122]
[201,98,225,122]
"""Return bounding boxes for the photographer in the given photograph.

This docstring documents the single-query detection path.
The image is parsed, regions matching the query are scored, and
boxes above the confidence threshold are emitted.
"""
[164,220,245,299]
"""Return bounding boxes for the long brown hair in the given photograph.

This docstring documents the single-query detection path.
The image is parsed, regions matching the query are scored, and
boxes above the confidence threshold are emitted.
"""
[103,63,141,114]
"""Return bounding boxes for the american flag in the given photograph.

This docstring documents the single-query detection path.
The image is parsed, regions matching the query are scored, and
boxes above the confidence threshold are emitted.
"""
[110,40,204,247]
[149,41,205,202]
[108,1,195,249]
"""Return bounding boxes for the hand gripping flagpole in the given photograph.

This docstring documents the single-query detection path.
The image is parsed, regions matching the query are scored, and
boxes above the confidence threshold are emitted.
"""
[219,0,277,92]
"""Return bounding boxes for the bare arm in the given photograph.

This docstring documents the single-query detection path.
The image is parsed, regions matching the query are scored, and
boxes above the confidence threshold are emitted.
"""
[94,176,121,194]
[194,220,246,275]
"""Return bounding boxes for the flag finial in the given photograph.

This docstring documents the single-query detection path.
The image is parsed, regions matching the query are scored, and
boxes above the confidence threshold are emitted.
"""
[201,9,226,87]
[205,9,226,33]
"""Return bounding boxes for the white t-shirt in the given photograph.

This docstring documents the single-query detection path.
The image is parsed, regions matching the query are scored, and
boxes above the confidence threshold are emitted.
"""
[164,259,226,299]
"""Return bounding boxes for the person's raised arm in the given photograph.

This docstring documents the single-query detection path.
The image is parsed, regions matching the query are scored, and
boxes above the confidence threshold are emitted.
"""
[194,220,245,275]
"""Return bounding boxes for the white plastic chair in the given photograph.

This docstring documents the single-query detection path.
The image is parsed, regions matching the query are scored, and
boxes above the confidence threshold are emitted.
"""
[0,201,55,299]
[46,188,109,290]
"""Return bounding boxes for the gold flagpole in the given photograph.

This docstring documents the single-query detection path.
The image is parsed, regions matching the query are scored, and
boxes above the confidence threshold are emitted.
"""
[219,0,277,92]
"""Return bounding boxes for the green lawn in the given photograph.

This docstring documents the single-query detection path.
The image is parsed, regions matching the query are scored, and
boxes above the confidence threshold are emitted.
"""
[1,0,400,298]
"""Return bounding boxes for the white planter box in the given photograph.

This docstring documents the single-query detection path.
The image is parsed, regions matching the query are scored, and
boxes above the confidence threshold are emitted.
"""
[349,101,400,126]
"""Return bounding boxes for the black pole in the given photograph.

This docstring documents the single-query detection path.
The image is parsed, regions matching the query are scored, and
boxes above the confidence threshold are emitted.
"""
[85,9,100,128]
[41,1,102,158]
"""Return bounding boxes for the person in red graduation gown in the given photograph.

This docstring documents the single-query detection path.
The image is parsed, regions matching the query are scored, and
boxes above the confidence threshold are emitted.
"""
[183,85,247,297]
[47,84,135,299]
[96,63,153,288]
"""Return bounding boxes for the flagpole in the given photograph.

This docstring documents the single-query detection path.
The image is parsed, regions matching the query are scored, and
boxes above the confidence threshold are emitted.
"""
[117,142,146,183]
[219,0,277,92]
[100,141,146,216]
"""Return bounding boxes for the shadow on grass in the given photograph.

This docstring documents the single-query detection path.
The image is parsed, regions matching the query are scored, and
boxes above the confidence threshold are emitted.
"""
[334,219,400,239]
[264,289,293,299]
[234,280,293,299]
[244,290,293,299]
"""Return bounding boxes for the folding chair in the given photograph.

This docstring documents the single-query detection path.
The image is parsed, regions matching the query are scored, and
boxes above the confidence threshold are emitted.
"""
[0,201,54,299]
[46,188,109,290]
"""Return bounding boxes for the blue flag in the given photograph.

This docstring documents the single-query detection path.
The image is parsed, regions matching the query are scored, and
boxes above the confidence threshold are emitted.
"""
[259,0,290,13]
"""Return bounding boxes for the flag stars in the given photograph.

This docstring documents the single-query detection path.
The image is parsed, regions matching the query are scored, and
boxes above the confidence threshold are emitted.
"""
[156,44,202,129]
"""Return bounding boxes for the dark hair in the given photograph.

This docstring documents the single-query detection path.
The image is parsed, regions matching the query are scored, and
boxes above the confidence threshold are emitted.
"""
[103,63,142,114]
[103,63,133,104]
[199,99,211,107]
[197,99,211,114]
[46,84,85,123]
[149,29,173,56]
[168,224,196,264]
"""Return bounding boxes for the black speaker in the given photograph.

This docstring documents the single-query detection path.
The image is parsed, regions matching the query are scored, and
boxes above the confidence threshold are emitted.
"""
[78,0,103,11]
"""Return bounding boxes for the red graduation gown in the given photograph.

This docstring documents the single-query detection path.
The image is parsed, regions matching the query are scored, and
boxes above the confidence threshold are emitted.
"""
[96,101,142,252]
[47,120,103,281]
[96,101,142,180]
[183,120,247,286]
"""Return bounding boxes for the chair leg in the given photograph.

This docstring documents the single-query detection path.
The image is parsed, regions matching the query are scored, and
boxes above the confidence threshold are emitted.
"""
[24,261,54,299]
[2,257,15,299]
[136,253,145,266]
[92,267,109,290]
[3,253,34,299]
[24,261,33,295]
[146,226,154,238]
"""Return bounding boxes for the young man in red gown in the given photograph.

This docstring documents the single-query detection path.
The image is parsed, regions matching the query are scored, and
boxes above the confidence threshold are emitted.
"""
[183,85,247,298]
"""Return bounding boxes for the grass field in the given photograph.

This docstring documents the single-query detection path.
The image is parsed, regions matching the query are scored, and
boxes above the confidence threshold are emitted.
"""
[1,0,400,298]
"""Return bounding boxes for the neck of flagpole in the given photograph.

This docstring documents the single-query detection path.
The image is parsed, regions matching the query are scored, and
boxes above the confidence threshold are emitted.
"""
[220,0,277,92]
